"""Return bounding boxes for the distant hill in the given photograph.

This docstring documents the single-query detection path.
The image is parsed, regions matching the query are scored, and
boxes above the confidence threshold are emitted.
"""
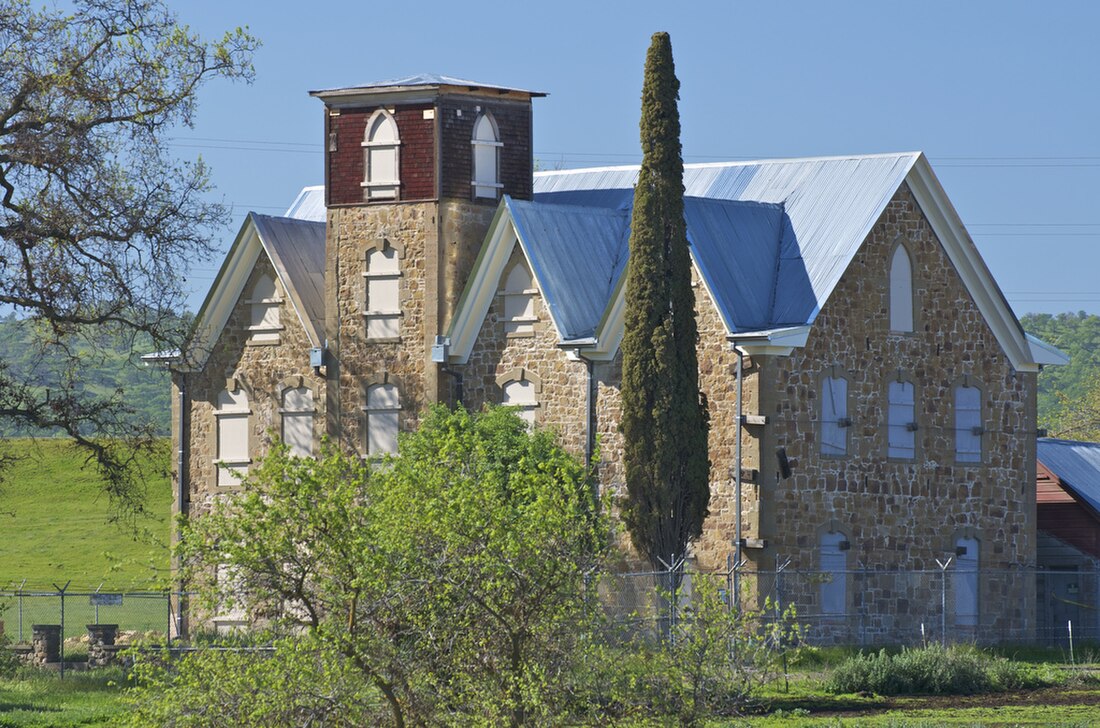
[1020,311,1100,430]
[0,315,172,437]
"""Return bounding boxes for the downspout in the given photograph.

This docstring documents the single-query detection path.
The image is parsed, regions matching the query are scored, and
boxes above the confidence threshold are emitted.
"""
[583,356,594,468]
[175,369,188,640]
[734,347,744,609]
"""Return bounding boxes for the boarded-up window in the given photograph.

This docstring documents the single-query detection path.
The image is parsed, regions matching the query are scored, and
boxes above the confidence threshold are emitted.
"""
[472,112,502,199]
[821,376,848,456]
[502,378,537,425]
[887,379,915,459]
[248,274,281,343]
[502,261,537,336]
[281,386,314,459]
[820,531,847,616]
[889,245,913,332]
[955,538,979,627]
[215,388,249,486]
[365,383,400,457]
[955,385,982,463]
[362,111,400,200]
[365,246,401,340]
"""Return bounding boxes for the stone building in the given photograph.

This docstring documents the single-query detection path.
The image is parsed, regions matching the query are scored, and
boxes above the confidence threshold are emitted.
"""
[172,74,1064,639]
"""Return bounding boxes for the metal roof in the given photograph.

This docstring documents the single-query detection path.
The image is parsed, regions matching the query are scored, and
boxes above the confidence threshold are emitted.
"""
[285,185,326,222]
[1037,438,1100,515]
[250,213,326,345]
[534,153,919,334]
[506,197,629,339]
[310,73,545,97]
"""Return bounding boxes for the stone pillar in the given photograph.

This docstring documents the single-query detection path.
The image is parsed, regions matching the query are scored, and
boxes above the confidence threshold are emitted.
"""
[31,624,61,666]
[86,624,118,668]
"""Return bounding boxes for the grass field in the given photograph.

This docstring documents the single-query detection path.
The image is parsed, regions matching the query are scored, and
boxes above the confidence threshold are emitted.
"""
[0,439,171,591]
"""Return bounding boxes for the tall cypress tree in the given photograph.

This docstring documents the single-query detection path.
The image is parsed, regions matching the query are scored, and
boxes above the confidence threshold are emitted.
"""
[620,32,710,580]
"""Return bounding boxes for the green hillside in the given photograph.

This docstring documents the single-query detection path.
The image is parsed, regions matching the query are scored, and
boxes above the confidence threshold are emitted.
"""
[0,439,171,590]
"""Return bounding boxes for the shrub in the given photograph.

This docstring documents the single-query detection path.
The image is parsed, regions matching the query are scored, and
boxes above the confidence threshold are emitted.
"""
[826,644,1056,696]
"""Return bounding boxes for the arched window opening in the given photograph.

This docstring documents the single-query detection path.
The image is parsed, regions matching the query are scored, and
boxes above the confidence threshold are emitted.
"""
[365,245,401,340]
[472,112,502,199]
[820,531,848,617]
[889,244,913,332]
[215,387,250,486]
[820,375,849,456]
[365,383,400,457]
[502,260,537,336]
[887,378,916,460]
[502,378,537,425]
[362,111,400,200]
[955,384,983,463]
[955,538,979,627]
[281,386,314,459]
[248,274,281,343]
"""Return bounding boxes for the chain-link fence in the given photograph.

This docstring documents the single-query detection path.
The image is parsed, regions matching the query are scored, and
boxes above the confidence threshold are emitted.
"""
[0,585,182,643]
[592,560,1100,648]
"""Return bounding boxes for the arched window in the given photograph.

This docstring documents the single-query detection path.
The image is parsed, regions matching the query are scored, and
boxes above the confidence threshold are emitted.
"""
[502,260,537,337]
[820,531,848,617]
[362,110,400,200]
[502,379,538,425]
[365,244,401,340]
[248,274,281,344]
[364,383,400,457]
[472,112,502,199]
[955,383,983,463]
[215,387,250,486]
[820,373,850,456]
[887,377,916,460]
[889,244,913,332]
[281,386,314,459]
[955,538,979,626]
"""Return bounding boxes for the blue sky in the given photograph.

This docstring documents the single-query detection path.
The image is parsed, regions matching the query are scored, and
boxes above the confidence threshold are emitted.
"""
[175,0,1100,318]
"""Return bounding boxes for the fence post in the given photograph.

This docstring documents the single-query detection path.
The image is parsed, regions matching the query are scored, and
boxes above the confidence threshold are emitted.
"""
[52,580,70,679]
[17,578,26,643]
[936,557,953,648]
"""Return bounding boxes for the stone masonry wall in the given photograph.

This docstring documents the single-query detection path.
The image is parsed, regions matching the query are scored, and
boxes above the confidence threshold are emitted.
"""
[183,254,324,510]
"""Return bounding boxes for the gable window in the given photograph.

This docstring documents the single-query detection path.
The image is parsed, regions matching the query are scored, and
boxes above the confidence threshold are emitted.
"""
[889,244,914,332]
[215,386,250,486]
[498,368,540,425]
[820,373,850,456]
[954,538,979,627]
[820,531,848,617]
[502,260,538,337]
[281,385,315,459]
[247,274,282,344]
[471,111,502,200]
[887,377,916,460]
[364,382,400,457]
[955,383,983,463]
[364,244,401,340]
[362,110,400,201]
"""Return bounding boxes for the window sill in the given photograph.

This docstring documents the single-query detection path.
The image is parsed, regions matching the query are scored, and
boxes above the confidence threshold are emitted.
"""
[365,337,402,344]
[245,337,281,347]
[505,331,536,339]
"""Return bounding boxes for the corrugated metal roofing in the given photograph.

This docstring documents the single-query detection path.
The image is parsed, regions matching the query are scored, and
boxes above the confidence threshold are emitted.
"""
[1037,438,1100,515]
[310,73,545,97]
[285,186,326,222]
[534,153,919,334]
[506,198,630,339]
[250,213,326,345]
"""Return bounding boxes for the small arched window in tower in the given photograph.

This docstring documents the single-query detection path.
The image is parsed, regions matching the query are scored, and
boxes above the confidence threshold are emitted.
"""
[502,379,538,425]
[471,112,502,200]
[502,260,537,337]
[281,386,314,459]
[955,537,979,626]
[364,383,400,457]
[955,382,983,463]
[364,244,401,340]
[820,531,848,617]
[362,110,400,200]
[248,274,282,344]
[889,244,914,332]
[214,386,250,486]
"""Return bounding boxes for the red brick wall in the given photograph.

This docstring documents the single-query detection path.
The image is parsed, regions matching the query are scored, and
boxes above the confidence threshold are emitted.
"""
[326,104,435,205]
[439,98,532,202]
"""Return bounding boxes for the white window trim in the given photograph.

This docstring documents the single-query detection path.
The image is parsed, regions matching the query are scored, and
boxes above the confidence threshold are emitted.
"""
[471,112,502,199]
[361,109,401,200]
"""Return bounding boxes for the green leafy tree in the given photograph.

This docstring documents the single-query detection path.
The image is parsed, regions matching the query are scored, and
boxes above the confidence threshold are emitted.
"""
[177,405,610,727]
[1020,311,1100,435]
[0,0,256,513]
[620,32,710,579]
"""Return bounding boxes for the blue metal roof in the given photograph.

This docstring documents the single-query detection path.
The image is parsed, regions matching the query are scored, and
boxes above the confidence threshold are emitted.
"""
[1038,438,1100,516]
[285,185,325,222]
[506,197,629,340]
[311,73,545,97]
[533,153,919,334]
[250,213,326,344]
